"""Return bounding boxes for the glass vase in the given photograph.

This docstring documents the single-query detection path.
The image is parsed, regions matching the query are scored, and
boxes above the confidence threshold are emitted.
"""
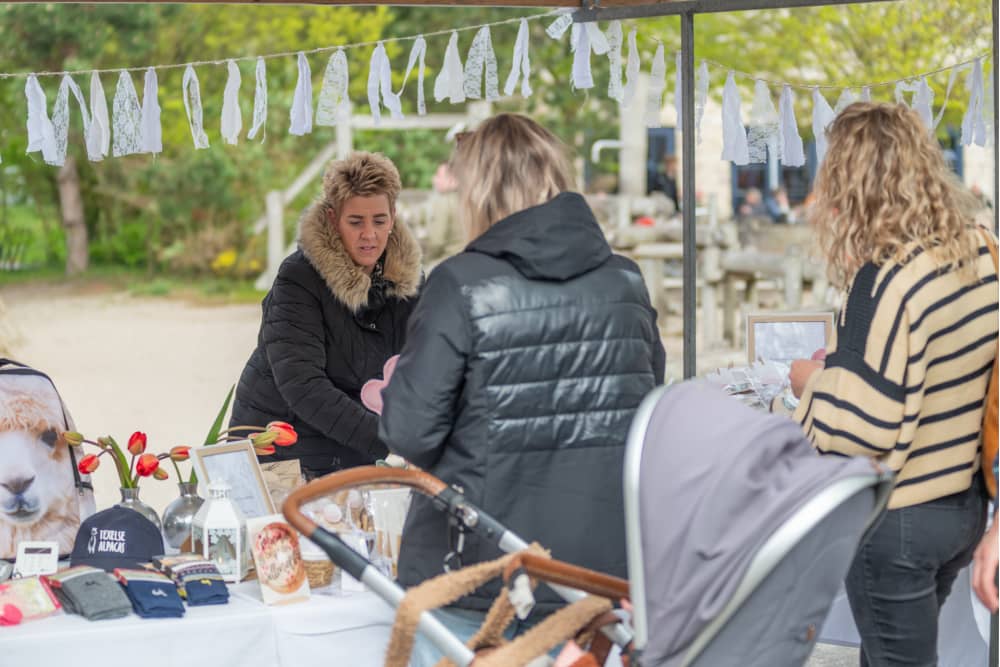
[117,487,162,531]
[162,482,204,550]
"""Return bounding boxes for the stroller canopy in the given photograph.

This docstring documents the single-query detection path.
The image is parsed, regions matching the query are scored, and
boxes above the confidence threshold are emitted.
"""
[636,382,879,664]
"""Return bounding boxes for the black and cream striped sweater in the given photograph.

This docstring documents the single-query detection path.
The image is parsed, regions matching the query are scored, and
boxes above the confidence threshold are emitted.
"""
[796,230,999,509]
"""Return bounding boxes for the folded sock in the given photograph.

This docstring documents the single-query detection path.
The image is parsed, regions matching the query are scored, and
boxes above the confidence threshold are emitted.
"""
[170,561,229,606]
[114,569,185,618]
[43,567,132,621]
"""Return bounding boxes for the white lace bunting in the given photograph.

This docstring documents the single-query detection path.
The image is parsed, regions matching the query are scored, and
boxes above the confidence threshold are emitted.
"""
[25,76,58,165]
[645,43,666,127]
[504,19,532,98]
[606,21,623,103]
[834,88,857,115]
[621,28,639,108]
[812,88,835,165]
[181,65,209,149]
[220,60,242,145]
[570,23,593,90]
[368,42,402,124]
[464,26,499,101]
[51,75,90,167]
[140,67,162,155]
[695,61,709,144]
[289,52,314,136]
[434,32,465,104]
[778,85,805,167]
[247,57,267,141]
[961,57,985,146]
[87,72,110,161]
[860,86,872,102]
[747,80,778,164]
[397,36,427,114]
[111,70,143,157]
[317,50,351,125]
[721,72,749,165]
[545,13,572,40]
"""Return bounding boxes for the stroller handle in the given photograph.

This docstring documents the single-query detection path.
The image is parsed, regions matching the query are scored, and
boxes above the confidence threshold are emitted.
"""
[283,466,448,538]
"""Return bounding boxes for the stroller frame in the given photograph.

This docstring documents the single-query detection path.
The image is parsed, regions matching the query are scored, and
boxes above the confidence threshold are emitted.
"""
[623,385,893,665]
[283,466,633,667]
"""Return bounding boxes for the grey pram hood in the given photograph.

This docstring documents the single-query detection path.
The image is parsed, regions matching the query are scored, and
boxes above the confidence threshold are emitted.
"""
[637,382,880,664]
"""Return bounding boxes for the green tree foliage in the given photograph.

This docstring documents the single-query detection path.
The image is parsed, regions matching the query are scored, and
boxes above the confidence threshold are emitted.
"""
[0,1,990,274]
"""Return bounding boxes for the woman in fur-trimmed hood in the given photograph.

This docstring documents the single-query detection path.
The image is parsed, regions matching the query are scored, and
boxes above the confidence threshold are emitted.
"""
[232,151,421,477]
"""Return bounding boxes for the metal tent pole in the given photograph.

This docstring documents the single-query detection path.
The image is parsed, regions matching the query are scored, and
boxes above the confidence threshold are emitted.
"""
[681,11,697,378]
[993,0,998,235]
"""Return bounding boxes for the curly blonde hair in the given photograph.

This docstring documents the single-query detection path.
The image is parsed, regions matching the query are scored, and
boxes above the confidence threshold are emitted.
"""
[451,113,573,241]
[321,151,402,222]
[810,102,979,288]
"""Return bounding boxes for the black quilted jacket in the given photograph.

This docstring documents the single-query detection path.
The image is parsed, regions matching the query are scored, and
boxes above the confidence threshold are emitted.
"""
[231,200,421,474]
[380,192,665,614]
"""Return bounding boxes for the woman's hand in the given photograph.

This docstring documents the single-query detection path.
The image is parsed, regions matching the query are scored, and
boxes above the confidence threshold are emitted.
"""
[789,359,824,398]
[972,515,999,613]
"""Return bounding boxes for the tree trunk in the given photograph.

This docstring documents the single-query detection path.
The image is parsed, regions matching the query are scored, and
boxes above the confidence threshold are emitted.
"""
[57,155,88,276]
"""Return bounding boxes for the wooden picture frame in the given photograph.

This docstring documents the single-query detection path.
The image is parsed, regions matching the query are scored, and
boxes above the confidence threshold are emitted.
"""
[746,312,835,365]
[193,440,275,519]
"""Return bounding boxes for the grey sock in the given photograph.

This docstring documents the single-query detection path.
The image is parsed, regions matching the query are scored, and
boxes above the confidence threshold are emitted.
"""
[44,567,132,621]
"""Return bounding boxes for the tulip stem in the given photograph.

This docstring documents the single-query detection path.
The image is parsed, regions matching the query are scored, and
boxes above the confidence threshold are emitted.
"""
[170,458,183,479]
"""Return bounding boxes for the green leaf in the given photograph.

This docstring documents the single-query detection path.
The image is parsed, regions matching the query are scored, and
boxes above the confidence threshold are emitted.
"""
[204,384,235,446]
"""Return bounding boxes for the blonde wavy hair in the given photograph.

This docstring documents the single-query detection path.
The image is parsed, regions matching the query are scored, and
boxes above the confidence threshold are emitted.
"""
[810,102,979,288]
[450,113,573,241]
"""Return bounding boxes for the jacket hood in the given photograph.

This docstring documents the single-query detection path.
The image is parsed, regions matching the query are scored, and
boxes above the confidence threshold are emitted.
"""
[298,199,422,312]
[466,192,611,281]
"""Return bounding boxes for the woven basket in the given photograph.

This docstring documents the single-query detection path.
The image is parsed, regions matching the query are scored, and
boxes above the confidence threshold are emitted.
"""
[303,558,335,589]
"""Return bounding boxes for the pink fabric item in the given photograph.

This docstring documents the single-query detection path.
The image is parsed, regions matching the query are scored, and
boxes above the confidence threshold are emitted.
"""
[554,641,587,667]
[361,355,399,415]
[0,603,22,626]
[811,348,827,361]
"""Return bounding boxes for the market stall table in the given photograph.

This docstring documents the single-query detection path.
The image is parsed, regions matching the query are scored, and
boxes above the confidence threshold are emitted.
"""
[0,581,396,667]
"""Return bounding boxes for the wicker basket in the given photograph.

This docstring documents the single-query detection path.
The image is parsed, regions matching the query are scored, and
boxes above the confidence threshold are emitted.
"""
[303,558,335,589]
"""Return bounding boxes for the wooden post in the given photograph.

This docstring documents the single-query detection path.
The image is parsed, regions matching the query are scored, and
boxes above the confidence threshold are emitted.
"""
[264,190,284,288]
[782,250,803,309]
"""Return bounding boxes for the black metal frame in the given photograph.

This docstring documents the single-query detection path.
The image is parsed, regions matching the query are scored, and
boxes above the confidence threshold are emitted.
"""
[576,0,997,378]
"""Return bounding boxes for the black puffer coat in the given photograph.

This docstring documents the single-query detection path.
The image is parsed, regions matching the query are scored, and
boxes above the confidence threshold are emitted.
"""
[379,192,665,614]
[232,200,422,474]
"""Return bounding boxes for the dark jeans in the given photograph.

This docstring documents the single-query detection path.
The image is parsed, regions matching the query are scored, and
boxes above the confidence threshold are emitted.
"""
[846,480,988,667]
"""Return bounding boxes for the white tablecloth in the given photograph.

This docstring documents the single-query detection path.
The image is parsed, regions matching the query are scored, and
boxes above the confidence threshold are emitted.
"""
[0,581,397,667]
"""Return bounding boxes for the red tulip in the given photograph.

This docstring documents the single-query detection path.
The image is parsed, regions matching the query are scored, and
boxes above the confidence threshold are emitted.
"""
[135,453,159,477]
[254,445,276,457]
[153,467,169,481]
[127,431,147,456]
[267,421,298,446]
[169,446,191,462]
[78,454,100,474]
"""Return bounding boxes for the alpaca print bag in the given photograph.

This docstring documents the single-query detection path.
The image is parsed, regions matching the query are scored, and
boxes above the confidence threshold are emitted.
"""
[0,359,96,559]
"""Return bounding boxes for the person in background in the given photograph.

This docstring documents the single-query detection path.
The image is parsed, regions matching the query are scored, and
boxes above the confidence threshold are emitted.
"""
[231,152,422,480]
[420,162,462,264]
[379,113,665,667]
[650,154,681,214]
[788,102,997,666]
[737,187,768,220]
[764,186,791,223]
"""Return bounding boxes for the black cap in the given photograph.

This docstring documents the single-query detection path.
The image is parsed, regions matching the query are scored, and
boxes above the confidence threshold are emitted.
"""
[70,507,164,572]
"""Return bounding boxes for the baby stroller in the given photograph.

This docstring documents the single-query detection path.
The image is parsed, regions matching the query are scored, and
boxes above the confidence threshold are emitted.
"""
[283,381,893,667]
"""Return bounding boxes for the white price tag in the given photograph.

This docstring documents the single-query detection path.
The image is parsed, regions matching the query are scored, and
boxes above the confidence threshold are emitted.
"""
[14,541,59,578]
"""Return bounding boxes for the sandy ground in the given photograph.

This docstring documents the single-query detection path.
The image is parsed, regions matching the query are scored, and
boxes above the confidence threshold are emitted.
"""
[0,283,857,665]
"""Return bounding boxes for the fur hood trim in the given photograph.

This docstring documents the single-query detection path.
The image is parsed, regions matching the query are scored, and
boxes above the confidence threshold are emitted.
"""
[298,200,422,312]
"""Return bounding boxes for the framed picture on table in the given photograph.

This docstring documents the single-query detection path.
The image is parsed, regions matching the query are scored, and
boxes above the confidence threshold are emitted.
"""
[746,312,835,365]
[193,440,275,519]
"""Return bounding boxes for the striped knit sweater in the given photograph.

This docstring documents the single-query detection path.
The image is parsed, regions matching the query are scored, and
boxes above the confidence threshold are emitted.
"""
[795,230,999,509]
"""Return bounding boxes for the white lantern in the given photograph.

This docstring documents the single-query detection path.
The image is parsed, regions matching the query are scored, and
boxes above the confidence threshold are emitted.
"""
[191,481,248,583]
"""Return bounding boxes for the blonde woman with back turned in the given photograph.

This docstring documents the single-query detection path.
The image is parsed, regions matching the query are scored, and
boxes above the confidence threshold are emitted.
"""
[789,102,998,666]
[379,114,665,666]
